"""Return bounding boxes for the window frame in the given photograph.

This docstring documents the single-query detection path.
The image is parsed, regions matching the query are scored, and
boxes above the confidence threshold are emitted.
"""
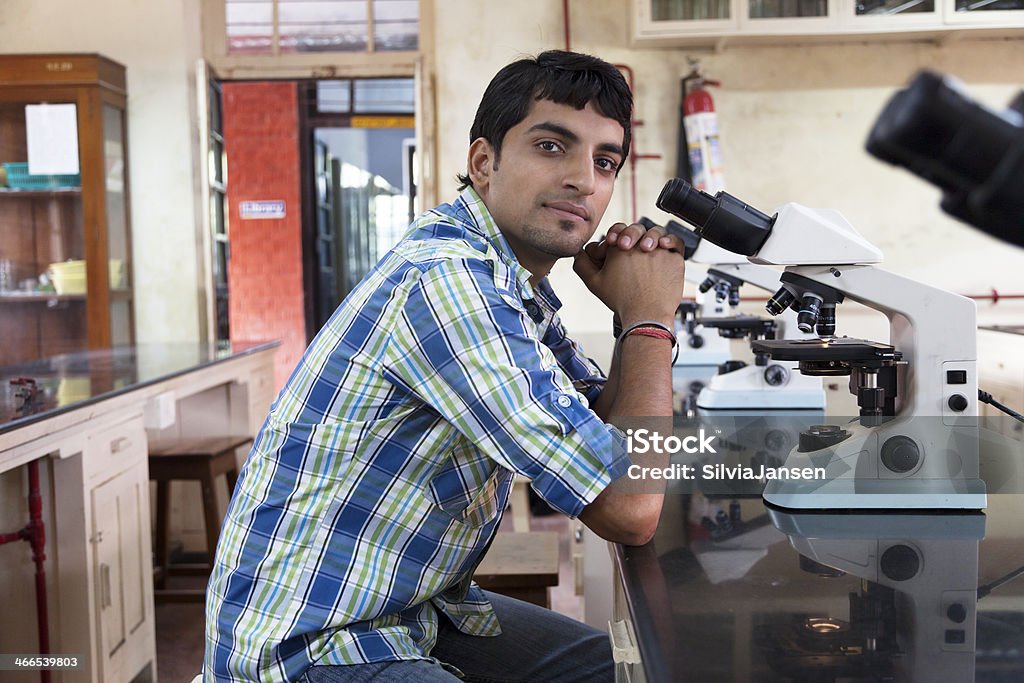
[204,0,426,79]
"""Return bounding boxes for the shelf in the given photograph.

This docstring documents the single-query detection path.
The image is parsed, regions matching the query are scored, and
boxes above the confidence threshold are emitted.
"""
[0,290,131,303]
[0,292,85,303]
[0,187,81,197]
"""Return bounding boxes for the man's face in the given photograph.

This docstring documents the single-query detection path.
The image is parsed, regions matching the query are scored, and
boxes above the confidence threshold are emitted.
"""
[468,99,625,277]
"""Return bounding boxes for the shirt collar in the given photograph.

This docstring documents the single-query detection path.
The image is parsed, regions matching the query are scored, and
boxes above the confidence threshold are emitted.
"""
[454,187,564,309]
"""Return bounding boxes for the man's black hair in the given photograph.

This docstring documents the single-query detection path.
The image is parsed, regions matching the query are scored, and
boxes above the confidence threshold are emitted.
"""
[456,50,633,190]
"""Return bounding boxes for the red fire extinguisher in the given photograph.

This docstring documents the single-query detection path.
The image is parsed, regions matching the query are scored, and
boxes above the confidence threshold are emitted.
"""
[681,64,725,194]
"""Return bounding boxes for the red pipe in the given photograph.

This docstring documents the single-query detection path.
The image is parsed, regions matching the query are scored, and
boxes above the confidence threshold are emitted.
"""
[0,460,51,683]
[703,291,1024,304]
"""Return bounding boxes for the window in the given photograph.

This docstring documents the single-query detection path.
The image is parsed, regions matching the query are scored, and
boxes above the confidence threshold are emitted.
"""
[225,0,419,55]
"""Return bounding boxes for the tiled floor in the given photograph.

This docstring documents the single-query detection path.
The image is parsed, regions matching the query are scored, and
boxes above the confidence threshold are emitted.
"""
[155,509,581,681]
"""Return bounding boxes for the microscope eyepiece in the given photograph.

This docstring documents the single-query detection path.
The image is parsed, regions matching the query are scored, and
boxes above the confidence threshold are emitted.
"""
[657,178,776,256]
[657,178,715,226]
[866,69,1024,247]
[766,286,796,317]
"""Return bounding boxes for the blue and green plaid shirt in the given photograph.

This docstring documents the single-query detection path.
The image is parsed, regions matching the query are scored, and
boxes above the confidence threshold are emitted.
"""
[204,188,630,681]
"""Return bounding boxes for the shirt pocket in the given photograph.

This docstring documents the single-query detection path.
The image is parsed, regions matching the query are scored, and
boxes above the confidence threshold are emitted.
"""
[428,445,514,528]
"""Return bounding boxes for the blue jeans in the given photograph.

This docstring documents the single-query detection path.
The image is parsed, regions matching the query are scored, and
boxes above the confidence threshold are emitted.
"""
[301,591,613,682]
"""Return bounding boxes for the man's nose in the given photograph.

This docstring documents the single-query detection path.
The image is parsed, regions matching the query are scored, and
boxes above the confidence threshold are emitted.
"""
[563,153,596,195]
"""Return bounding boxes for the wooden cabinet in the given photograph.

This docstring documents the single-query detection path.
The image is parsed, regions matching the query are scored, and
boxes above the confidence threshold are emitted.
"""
[0,54,133,366]
[91,461,153,682]
[633,0,1024,45]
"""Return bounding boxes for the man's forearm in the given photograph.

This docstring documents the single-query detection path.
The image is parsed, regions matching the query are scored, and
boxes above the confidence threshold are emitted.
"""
[580,334,673,545]
[590,340,620,421]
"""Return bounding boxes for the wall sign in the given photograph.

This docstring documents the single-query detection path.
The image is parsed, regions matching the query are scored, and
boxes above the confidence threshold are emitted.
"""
[240,200,286,220]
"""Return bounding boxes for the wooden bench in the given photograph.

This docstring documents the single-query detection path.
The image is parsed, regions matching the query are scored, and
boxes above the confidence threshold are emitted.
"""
[474,531,560,608]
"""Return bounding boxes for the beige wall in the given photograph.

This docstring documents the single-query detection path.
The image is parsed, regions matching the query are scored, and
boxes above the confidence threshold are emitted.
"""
[0,4,206,669]
[430,0,1024,358]
[0,0,208,345]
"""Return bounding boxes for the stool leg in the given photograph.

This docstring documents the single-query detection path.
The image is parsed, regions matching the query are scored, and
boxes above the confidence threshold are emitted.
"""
[155,480,170,590]
[225,467,239,497]
[200,466,223,571]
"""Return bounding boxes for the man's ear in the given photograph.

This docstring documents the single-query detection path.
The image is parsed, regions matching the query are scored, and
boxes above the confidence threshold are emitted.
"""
[467,137,494,192]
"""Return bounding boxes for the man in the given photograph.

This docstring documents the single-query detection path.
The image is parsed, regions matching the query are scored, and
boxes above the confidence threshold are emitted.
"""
[204,50,685,682]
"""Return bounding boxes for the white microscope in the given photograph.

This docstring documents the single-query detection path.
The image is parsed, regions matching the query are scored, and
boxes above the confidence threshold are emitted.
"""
[657,178,986,510]
[683,238,827,413]
[766,509,984,681]
[653,218,826,415]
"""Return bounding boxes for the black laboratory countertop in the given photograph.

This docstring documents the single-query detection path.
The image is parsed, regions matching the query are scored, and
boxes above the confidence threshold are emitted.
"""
[0,341,279,435]
[615,493,1024,682]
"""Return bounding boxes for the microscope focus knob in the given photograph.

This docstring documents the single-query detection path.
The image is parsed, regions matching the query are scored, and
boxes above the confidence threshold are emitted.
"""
[688,334,705,349]
[880,544,920,582]
[798,425,850,453]
[948,393,969,412]
[947,602,968,623]
[880,435,920,473]
[763,364,789,386]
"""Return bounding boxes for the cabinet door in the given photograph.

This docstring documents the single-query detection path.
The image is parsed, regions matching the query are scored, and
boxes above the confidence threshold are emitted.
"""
[841,0,941,28]
[636,0,739,36]
[740,0,835,31]
[91,463,151,681]
[943,0,1024,24]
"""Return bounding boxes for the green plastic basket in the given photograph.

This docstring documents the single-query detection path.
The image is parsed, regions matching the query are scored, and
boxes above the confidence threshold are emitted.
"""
[3,162,80,190]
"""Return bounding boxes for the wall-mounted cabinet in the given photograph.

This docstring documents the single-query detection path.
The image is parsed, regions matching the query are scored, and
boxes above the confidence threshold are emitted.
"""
[0,54,132,366]
[634,0,1024,46]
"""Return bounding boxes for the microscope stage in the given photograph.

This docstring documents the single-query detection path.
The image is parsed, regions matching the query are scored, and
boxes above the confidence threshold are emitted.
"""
[751,337,898,362]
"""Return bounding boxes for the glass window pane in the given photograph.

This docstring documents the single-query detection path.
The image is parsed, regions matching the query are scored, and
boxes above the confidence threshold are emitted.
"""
[373,0,419,51]
[750,0,827,17]
[353,78,415,114]
[651,0,730,20]
[317,80,352,113]
[227,0,274,54]
[856,0,934,14]
[955,0,1023,9]
[279,0,368,52]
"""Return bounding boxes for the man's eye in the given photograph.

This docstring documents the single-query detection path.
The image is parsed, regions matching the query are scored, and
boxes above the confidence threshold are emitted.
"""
[596,158,618,171]
[538,140,562,152]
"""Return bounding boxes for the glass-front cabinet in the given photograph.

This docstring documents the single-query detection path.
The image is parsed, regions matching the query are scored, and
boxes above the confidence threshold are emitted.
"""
[635,0,1024,43]
[0,54,132,366]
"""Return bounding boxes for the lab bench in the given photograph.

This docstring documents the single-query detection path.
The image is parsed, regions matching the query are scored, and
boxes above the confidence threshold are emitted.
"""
[0,341,278,682]
[611,492,1024,682]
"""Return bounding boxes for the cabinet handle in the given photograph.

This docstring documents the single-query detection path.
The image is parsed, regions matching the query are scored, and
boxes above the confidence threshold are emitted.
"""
[110,436,132,453]
[100,563,112,608]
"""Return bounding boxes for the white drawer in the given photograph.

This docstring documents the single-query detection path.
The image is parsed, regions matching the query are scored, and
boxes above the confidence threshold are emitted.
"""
[87,417,147,483]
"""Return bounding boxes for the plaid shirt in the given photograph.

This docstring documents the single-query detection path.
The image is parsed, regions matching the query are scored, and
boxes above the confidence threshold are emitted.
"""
[204,188,629,681]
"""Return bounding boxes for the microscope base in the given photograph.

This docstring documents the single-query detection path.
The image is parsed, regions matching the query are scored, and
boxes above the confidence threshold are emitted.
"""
[697,386,825,411]
[763,477,987,510]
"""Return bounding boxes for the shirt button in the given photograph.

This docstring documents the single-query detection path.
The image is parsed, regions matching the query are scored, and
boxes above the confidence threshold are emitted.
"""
[556,394,572,408]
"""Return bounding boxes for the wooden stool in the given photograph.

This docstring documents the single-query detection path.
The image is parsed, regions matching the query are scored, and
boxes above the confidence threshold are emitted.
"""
[474,531,560,608]
[148,435,252,602]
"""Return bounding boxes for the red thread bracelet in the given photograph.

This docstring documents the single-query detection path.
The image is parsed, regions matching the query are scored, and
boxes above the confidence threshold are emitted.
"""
[626,326,675,343]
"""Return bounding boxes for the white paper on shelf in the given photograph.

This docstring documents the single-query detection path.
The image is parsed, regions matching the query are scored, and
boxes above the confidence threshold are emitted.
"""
[25,103,80,175]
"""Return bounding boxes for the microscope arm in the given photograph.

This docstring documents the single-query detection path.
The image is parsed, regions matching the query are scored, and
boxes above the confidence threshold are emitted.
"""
[706,262,788,296]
